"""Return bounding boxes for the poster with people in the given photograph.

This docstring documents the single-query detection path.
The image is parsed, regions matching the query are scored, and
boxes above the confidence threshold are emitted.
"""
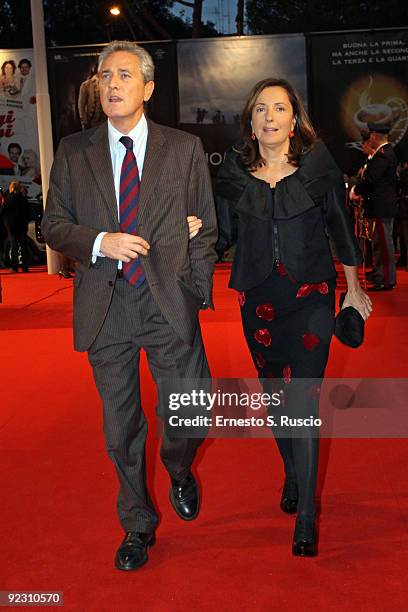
[47,42,178,148]
[308,29,408,173]
[177,35,307,177]
[0,49,41,199]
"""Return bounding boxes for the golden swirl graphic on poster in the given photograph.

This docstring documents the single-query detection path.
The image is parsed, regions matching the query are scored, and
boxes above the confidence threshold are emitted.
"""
[342,74,408,151]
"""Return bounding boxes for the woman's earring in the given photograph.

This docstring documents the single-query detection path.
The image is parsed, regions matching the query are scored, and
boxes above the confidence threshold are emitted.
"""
[289,130,294,138]
[251,130,256,141]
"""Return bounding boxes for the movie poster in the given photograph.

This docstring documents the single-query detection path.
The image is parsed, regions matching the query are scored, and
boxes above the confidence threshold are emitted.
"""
[308,29,408,173]
[48,42,178,148]
[177,34,307,177]
[0,49,41,199]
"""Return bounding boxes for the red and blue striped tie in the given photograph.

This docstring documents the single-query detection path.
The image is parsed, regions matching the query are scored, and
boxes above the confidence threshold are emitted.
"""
[119,135,145,287]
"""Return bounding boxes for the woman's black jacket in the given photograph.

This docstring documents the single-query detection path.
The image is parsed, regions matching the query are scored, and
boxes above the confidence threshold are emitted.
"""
[215,140,362,291]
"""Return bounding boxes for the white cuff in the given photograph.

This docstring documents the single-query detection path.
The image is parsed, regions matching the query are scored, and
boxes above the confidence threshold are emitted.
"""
[91,232,107,264]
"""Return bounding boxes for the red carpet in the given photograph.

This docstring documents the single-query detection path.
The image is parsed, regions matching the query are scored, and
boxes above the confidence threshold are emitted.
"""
[1,265,408,611]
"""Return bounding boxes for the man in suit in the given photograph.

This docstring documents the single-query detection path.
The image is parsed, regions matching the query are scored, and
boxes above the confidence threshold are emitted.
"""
[353,122,398,291]
[42,41,217,570]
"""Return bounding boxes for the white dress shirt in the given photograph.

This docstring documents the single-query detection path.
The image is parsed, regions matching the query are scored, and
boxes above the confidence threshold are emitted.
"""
[92,114,148,263]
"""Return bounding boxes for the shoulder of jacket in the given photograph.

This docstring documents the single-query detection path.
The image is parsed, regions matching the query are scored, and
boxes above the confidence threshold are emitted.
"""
[58,126,99,151]
[148,121,200,146]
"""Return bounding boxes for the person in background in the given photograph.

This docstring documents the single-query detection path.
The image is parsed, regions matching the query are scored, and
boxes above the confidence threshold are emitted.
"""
[1,60,21,97]
[190,77,372,557]
[352,123,398,291]
[20,149,41,181]
[18,58,36,105]
[349,129,375,268]
[78,66,106,130]
[0,181,30,272]
[396,160,408,270]
[8,143,23,175]
[18,59,32,88]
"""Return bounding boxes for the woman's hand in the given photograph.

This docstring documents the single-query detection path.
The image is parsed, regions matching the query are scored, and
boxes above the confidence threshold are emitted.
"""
[187,215,202,239]
[342,286,373,321]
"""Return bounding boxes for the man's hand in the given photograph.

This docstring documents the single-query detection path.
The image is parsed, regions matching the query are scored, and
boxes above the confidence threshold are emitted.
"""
[187,215,202,239]
[349,185,358,201]
[100,232,150,262]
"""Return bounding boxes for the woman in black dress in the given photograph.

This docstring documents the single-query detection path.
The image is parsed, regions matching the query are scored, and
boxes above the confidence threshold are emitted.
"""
[192,78,372,556]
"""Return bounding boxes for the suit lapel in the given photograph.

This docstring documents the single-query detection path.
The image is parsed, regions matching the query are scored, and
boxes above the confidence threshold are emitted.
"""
[85,122,118,226]
[138,120,167,226]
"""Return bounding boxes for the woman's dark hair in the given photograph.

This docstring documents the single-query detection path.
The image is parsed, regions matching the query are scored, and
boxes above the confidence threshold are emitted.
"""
[1,60,17,76]
[237,77,317,169]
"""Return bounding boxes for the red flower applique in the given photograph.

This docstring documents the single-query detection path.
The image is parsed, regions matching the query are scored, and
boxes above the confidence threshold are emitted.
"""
[283,365,292,384]
[238,291,246,306]
[255,351,265,369]
[256,303,275,321]
[254,328,272,347]
[302,332,320,351]
[296,282,329,298]
[317,282,329,295]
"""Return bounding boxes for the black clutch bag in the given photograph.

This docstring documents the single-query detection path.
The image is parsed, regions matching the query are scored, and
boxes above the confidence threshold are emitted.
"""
[334,292,364,348]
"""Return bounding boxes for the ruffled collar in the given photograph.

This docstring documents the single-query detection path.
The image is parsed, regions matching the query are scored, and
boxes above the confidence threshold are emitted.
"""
[216,140,343,220]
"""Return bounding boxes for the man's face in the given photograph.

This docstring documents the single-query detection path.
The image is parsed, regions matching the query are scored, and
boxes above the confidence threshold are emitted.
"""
[369,132,382,149]
[8,147,21,163]
[20,62,31,76]
[362,141,372,157]
[98,51,154,131]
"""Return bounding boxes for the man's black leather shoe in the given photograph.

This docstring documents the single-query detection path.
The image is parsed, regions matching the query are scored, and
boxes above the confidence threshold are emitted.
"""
[169,472,200,520]
[115,531,155,571]
[292,517,317,557]
[280,478,298,514]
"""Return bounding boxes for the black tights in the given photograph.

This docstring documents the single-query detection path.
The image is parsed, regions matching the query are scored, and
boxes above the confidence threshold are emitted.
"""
[240,268,335,520]
[273,435,318,518]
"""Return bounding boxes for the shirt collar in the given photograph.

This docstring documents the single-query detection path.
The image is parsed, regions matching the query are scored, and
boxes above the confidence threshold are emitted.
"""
[108,114,148,150]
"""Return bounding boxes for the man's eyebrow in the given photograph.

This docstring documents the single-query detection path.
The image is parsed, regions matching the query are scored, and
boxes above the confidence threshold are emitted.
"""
[99,67,133,74]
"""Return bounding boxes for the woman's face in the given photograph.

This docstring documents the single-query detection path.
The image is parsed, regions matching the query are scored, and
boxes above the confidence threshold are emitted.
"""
[251,86,295,149]
[4,63,14,77]
[22,151,35,168]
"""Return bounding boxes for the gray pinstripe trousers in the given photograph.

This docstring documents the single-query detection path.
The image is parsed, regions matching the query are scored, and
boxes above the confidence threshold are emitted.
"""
[88,277,210,533]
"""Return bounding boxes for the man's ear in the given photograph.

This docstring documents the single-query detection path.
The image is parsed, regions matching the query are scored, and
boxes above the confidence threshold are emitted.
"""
[144,80,155,103]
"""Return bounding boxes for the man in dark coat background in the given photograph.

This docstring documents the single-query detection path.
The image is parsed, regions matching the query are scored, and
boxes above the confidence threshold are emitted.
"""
[353,123,398,291]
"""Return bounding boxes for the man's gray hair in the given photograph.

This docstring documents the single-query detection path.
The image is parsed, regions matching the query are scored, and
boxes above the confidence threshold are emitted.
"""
[98,40,155,83]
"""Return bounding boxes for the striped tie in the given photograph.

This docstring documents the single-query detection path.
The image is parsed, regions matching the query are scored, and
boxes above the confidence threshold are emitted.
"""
[119,135,145,287]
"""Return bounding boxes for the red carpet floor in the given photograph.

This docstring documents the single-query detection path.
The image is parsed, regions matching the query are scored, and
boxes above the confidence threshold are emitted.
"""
[1,265,408,611]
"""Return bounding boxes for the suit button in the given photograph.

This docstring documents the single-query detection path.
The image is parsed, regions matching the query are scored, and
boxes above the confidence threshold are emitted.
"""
[108,280,114,287]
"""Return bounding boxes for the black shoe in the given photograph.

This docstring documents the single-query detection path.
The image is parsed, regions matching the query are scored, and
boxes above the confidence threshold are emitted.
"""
[280,478,298,514]
[169,472,200,521]
[114,531,155,571]
[292,516,317,557]
[396,260,407,268]
[58,269,72,279]
[367,283,395,291]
